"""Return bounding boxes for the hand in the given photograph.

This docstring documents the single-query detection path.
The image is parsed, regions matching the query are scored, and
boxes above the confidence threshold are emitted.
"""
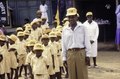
[90,40,94,44]
[85,57,90,66]
[63,61,67,67]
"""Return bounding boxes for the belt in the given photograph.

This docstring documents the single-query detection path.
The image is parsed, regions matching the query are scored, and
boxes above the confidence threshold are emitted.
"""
[68,48,85,51]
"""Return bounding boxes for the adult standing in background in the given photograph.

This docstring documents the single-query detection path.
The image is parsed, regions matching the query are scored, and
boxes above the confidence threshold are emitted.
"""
[62,7,91,79]
[39,0,48,24]
[83,12,99,67]
[33,10,42,22]
[115,5,120,51]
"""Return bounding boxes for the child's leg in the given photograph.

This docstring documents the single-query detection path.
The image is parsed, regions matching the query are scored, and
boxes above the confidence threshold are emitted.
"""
[93,57,97,66]
[18,65,23,77]
[14,68,18,79]
[56,72,61,79]
[24,65,27,77]
[7,73,11,79]
[11,68,14,79]
[65,66,68,78]
[0,74,5,79]
[61,67,65,73]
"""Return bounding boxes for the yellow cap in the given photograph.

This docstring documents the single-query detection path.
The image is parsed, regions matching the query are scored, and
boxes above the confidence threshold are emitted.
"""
[56,31,61,37]
[24,31,30,35]
[23,23,30,27]
[16,27,23,31]
[25,25,31,31]
[28,40,36,46]
[0,35,6,41]
[43,28,51,34]
[51,28,56,32]
[62,17,68,22]
[41,34,49,39]
[66,7,77,16]
[37,19,42,22]
[86,12,93,16]
[42,17,47,20]
[34,43,44,51]
[36,10,42,14]
[31,20,39,26]
[49,32,57,38]
[8,34,18,42]
[56,25,62,29]
[17,32,24,37]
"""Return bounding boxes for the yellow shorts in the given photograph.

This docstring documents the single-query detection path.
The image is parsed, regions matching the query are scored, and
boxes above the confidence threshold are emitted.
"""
[10,53,18,69]
[18,54,27,66]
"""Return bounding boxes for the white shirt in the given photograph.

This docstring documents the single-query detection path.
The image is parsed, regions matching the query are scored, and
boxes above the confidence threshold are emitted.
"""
[62,22,91,61]
[83,20,99,41]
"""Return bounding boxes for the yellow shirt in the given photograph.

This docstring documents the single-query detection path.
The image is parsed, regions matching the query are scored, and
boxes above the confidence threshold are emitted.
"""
[25,51,35,65]
[42,45,53,65]
[0,44,11,73]
[0,45,6,74]
[16,40,27,55]
[29,28,42,41]
[9,44,18,69]
[31,56,49,75]
[49,41,60,72]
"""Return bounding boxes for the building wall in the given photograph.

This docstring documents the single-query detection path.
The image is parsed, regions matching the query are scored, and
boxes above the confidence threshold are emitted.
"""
[8,0,53,26]
[8,0,74,27]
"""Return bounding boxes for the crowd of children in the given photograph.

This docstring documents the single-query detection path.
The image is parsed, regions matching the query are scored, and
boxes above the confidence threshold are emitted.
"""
[0,10,69,79]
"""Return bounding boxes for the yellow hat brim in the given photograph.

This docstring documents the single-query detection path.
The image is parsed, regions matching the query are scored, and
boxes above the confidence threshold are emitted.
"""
[66,13,77,16]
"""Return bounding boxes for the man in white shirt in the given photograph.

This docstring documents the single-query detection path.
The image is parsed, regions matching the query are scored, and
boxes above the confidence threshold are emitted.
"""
[83,12,99,67]
[62,7,91,79]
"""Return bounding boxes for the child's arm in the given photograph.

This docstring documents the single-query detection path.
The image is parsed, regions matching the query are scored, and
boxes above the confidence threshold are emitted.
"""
[0,54,3,62]
[52,55,55,69]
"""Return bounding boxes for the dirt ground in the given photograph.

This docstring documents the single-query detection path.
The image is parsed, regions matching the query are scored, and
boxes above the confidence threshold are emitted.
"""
[19,43,120,79]
[88,51,120,79]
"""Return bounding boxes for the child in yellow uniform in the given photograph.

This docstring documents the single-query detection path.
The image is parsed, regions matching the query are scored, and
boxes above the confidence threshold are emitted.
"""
[25,40,36,78]
[0,35,6,79]
[31,43,49,79]
[55,31,64,76]
[0,53,4,79]
[0,35,11,79]
[8,34,18,79]
[36,19,43,41]
[25,24,32,33]
[41,34,55,79]
[29,20,42,41]
[16,27,23,35]
[16,32,27,77]
[49,32,61,79]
